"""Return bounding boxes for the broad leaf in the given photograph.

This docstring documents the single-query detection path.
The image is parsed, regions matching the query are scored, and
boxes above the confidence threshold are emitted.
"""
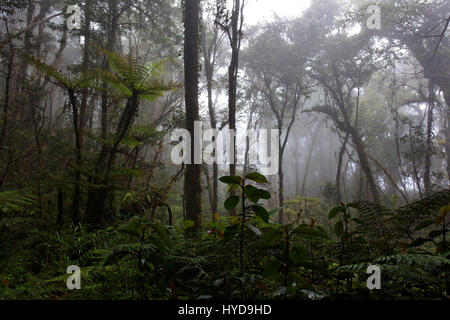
[224,196,240,210]
[252,205,270,223]
[244,185,271,204]
[290,246,308,264]
[334,221,344,237]
[219,175,242,185]
[293,224,329,239]
[245,172,269,184]
[223,224,239,242]
[262,228,283,246]
[263,259,281,278]
[328,206,345,219]
[414,220,434,231]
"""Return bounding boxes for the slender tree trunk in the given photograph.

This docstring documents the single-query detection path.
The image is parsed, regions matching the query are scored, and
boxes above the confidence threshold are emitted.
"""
[301,126,321,197]
[408,122,424,199]
[69,89,81,224]
[294,139,300,195]
[424,81,435,195]
[227,0,244,216]
[79,0,92,138]
[201,21,219,219]
[335,132,349,204]
[445,108,450,188]
[278,146,284,224]
[0,51,12,155]
[57,188,64,225]
[184,0,202,233]
[17,1,35,123]
[349,127,380,203]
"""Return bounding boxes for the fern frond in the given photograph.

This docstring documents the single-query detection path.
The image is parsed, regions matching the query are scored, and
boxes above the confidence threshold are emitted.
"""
[22,53,70,87]
[0,190,37,213]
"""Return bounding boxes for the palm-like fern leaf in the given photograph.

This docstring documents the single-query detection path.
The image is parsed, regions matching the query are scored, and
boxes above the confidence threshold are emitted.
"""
[22,53,71,87]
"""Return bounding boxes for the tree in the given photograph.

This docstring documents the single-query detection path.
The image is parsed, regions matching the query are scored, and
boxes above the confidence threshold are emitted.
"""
[306,33,380,204]
[183,0,203,233]
[354,0,450,186]
[84,50,175,227]
[215,0,245,216]
[23,54,93,224]
[244,19,309,223]
[201,2,226,220]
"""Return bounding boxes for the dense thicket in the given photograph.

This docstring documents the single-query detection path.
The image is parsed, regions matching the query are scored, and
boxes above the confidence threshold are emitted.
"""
[0,0,449,300]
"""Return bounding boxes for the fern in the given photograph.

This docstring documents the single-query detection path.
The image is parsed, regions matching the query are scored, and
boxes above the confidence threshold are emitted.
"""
[339,254,450,273]
[21,53,93,90]
[96,48,178,100]
[0,190,37,213]
[396,190,450,235]
[349,190,450,246]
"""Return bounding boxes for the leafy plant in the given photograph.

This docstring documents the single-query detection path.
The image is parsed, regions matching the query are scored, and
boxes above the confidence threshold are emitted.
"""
[220,172,271,278]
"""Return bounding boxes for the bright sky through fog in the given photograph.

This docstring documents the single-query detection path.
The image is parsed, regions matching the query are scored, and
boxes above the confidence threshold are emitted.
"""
[244,0,311,25]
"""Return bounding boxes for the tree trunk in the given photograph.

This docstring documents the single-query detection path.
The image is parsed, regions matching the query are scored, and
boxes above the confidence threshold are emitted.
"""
[301,125,321,197]
[183,0,202,233]
[201,21,219,219]
[424,81,435,195]
[69,89,82,224]
[228,0,243,216]
[349,127,380,203]
[278,147,284,224]
[84,0,120,227]
[335,132,349,204]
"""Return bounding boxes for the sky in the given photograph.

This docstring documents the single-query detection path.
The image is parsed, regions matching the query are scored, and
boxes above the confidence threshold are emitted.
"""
[244,0,311,25]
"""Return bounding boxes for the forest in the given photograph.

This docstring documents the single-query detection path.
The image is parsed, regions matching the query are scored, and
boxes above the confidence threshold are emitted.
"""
[0,0,449,301]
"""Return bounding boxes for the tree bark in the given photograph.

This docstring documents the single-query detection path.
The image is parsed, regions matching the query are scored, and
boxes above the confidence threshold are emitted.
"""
[335,132,349,204]
[349,126,380,203]
[184,0,202,233]
[201,20,219,219]
[227,0,244,216]
[301,125,321,197]
[424,81,435,195]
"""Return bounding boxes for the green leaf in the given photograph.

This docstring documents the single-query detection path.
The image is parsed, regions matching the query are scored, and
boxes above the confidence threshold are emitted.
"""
[292,224,329,239]
[429,229,446,238]
[252,205,269,223]
[351,218,363,224]
[328,206,345,219]
[268,207,282,216]
[245,172,269,184]
[290,246,308,264]
[223,224,239,242]
[346,202,359,209]
[117,217,143,238]
[262,228,283,246]
[182,220,195,229]
[219,175,242,185]
[263,259,281,278]
[408,237,431,247]
[224,196,240,211]
[334,221,344,237]
[414,220,434,231]
[151,224,170,248]
[244,185,271,204]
